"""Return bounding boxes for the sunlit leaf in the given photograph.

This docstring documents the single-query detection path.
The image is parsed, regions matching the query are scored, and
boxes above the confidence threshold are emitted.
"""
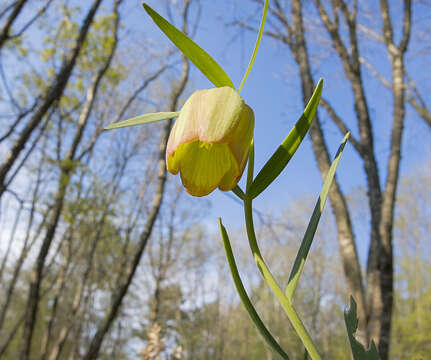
[285,132,350,301]
[218,219,290,360]
[104,112,179,130]
[142,3,234,89]
[344,297,381,360]
[238,0,268,92]
[249,79,323,199]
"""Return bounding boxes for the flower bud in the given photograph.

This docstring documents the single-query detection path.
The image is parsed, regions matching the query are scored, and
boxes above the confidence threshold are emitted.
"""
[166,87,254,197]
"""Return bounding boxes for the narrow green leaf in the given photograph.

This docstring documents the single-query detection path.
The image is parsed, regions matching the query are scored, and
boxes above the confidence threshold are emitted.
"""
[104,112,179,130]
[238,0,268,92]
[218,219,290,360]
[344,297,381,360]
[231,185,245,200]
[249,79,323,199]
[285,132,350,301]
[142,3,234,89]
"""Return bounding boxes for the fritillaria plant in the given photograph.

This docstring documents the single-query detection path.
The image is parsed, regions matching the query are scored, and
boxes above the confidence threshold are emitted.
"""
[106,2,380,359]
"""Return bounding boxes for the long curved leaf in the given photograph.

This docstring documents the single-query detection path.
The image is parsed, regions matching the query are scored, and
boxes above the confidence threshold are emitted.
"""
[104,112,179,130]
[249,79,323,199]
[285,132,350,301]
[143,3,234,89]
[238,0,269,92]
[218,219,290,360]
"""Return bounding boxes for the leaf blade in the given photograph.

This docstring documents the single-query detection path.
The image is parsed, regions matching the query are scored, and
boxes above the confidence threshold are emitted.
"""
[249,79,323,199]
[218,219,290,360]
[238,0,269,92]
[285,132,350,301]
[104,112,179,130]
[344,296,381,360]
[142,3,234,89]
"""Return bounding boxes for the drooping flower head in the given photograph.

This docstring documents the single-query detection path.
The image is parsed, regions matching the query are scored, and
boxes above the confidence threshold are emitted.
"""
[166,87,254,197]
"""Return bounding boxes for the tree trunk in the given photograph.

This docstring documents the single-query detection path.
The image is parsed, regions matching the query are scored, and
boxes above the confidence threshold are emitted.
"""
[18,3,108,356]
[290,0,369,345]
[82,51,190,360]
[0,0,103,199]
[377,1,411,357]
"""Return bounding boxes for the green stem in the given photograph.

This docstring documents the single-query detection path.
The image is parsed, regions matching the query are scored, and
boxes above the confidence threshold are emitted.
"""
[246,138,255,192]
[218,219,290,360]
[243,195,321,360]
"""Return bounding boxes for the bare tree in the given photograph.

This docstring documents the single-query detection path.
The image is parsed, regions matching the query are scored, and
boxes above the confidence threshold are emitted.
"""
[0,0,103,199]
[239,0,368,345]
[358,58,431,130]
[0,0,28,49]
[376,0,412,355]
[81,1,194,357]
[235,0,416,357]
[0,0,54,49]
[310,1,412,356]
[18,2,118,357]
[82,57,189,359]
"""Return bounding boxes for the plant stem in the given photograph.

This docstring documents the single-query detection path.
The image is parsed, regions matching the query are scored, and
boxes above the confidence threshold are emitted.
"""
[246,138,255,192]
[243,195,321,360]
[218,219,290,360]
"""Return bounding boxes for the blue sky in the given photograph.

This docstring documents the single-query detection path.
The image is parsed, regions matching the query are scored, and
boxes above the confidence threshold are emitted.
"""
[130,0,431,263]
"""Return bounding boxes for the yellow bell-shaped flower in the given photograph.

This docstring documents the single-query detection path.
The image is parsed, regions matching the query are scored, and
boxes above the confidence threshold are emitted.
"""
[166,87,254,197]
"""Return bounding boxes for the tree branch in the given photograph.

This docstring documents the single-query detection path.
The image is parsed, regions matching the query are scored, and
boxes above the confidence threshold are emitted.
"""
[320,98,363,153]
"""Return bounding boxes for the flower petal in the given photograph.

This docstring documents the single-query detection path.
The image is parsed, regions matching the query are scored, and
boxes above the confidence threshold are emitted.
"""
[196,87,244,143]
[170,140,237,196]
[166,87,245,162]
[218,162,240,191]
[228,103,254,173]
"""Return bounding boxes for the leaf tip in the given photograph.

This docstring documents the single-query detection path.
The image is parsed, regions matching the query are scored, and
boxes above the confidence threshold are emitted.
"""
[344,131,351,142]
[316,78,324,94]
[142,2,151,13]
[347,295,356,311]
[218,218,229,238]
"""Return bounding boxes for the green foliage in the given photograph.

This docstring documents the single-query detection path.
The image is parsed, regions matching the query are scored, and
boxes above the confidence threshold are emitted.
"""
[238,0,268,92]
[249,79,323,199]
[219,219,290,359]
[344,297,380,360]
[105,112,180,130]
[2,1,428,359]
[142,3,234,89]
[34,4,125,112]
[390,254,431,359]
[285,132,350,301]
[218,78,354,360]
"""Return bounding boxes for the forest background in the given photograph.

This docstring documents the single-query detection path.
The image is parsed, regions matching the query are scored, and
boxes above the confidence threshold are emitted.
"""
[0,0,430,359]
